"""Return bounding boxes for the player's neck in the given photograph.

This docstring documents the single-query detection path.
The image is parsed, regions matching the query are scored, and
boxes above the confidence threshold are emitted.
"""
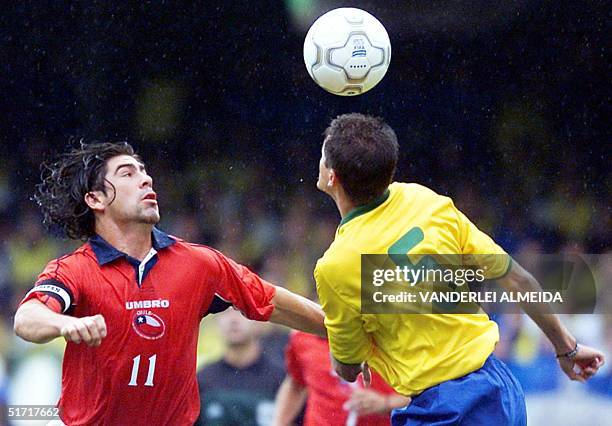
[327,185,356,219]
[335,194,357,219]
[95,220,154,261]
[224,340,261,369]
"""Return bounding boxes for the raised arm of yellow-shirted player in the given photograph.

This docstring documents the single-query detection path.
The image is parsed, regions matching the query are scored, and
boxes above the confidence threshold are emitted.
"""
[453,203,605,381]
[315,269,372,382]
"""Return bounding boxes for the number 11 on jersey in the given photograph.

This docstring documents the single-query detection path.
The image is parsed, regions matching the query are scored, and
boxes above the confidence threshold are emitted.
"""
[128,354,157,387]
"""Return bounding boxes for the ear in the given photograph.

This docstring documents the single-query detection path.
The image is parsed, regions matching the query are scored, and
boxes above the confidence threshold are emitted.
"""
[84,191,106,213]
[327,169,337,188]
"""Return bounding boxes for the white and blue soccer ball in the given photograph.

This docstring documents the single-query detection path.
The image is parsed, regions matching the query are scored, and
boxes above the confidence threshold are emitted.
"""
[303,8,391,96]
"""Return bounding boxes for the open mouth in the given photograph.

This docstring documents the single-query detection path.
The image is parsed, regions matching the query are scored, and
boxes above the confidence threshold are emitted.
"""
[142,192,158,203]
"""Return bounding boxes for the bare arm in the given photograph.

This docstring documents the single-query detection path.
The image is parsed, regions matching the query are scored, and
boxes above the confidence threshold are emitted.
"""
[14,299,107,346]
[269,286,327,337]
[271,376,308,426]
[497,260,605,381]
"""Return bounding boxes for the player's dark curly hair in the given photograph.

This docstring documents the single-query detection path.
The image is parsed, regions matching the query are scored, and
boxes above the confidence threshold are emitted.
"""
[34,141,139,240]
[324,113,399,205]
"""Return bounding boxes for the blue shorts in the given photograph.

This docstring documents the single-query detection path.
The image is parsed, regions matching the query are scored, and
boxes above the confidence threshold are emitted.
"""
[391,355,527,426]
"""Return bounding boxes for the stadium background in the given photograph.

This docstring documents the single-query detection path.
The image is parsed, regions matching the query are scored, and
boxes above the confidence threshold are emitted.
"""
[0,1,609,425]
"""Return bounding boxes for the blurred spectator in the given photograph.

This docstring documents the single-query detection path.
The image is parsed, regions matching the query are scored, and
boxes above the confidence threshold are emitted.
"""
[7,211,60,294]
[195,308,285,426]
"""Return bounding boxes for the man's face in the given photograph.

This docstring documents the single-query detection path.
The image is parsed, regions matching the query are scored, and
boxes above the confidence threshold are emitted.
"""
[98,155,160,225]
[316,140,332,193]
[216,308,259,347]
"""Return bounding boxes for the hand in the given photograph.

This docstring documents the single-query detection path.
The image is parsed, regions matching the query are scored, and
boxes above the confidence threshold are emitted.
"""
[344,388,388,415]
[60,314,107,347]
[558,344,605,382]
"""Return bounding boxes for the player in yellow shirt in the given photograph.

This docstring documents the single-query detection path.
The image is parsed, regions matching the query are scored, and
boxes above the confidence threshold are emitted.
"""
[314,113,605,426]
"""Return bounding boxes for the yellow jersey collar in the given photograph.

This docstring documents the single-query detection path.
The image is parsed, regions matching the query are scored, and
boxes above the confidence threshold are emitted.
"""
[339,188,390,227]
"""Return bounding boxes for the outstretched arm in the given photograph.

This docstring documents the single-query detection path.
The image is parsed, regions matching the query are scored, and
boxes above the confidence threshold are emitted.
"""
[14,299,107,346]
[497,260,605,381]
[269,286,327,337]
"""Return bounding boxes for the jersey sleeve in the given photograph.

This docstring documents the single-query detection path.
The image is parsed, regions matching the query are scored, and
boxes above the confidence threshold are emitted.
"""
[314,267,372,364]
[210,250,276,321]
[454,206,511,279]
[20,257,80,314]
[285,332,306,387]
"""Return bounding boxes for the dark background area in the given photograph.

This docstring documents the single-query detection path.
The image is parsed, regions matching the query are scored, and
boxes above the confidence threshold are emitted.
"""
[1,1,609,254]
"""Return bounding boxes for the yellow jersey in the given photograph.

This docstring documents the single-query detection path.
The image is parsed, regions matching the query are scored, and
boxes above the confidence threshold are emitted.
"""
[314,182,511,396]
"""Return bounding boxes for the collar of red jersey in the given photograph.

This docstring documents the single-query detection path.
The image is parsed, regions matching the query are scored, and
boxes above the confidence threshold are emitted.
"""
[89,227,176,265]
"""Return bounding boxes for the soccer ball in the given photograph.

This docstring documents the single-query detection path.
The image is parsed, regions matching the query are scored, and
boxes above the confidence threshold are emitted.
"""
[303,8,391,96]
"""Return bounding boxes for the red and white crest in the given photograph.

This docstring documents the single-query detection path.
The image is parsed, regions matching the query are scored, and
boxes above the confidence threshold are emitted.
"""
[132,312,166,340]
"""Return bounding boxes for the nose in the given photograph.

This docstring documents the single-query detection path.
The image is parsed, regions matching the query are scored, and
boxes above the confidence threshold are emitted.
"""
[140,172,153,188]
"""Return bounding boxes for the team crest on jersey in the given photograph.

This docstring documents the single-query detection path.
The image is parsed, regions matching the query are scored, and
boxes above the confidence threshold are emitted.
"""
[132,311,166,340]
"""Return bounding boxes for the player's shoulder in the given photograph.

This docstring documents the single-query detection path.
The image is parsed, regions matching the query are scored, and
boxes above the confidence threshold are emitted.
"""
[391,182,454,205]
[391,181,443,197]
[51,243,97,268]
[36,243,98,284]
[168,239,223,263]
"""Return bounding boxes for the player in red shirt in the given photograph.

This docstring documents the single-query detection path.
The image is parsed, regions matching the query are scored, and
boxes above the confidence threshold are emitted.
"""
[13,142,326,426]
[273,331,410,426]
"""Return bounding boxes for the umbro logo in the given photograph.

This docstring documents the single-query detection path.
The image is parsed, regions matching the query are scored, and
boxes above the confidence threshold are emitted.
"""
[125,299,170,310]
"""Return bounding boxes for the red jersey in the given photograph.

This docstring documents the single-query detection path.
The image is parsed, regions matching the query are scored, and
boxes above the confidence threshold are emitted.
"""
[285,331,396,426]
[20,228,276,426]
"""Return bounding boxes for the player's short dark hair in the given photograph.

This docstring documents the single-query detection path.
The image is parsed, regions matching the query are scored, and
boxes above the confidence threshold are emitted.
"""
[323,113,398,205]
[34,141,139,240]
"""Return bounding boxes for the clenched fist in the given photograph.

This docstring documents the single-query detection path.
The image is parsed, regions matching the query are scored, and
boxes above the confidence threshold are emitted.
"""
[557,343,605,382]
[60,314,107,347]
